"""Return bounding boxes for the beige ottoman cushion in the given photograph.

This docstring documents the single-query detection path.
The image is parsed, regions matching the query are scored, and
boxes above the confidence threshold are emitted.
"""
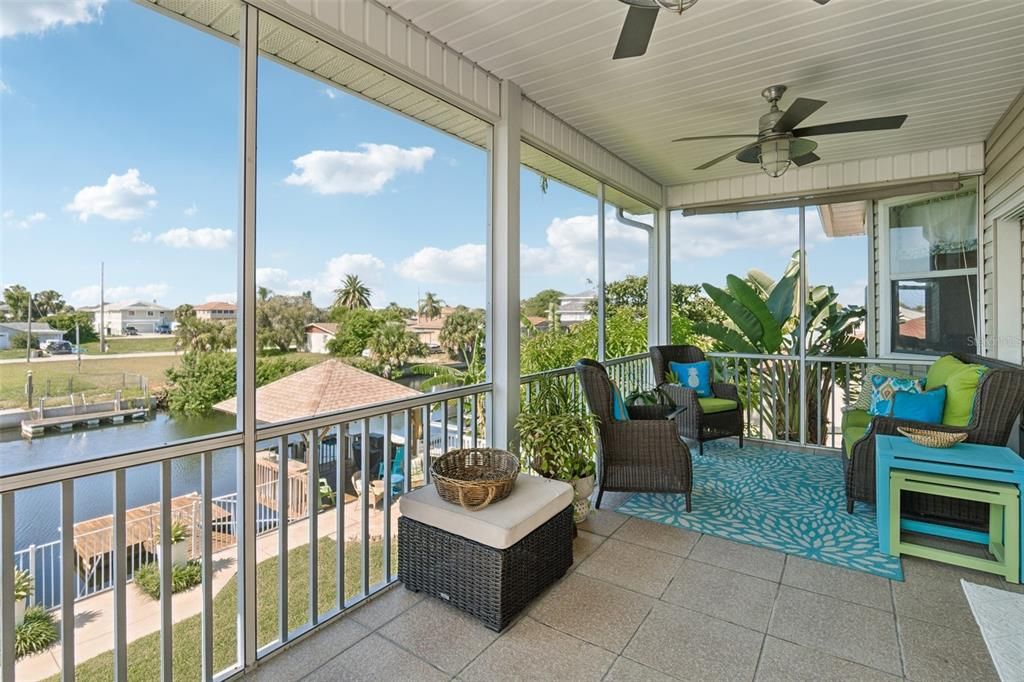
[398,475,574,549]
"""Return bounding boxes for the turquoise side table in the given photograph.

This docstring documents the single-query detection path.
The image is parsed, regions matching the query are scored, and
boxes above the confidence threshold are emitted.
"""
[876,435,1024,572]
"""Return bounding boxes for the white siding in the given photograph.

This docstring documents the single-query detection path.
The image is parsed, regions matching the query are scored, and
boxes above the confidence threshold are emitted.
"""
[982,88,1024,357]
[665,144,985,209]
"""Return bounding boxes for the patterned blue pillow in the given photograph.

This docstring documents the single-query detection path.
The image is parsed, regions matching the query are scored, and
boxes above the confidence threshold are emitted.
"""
[669,360,712,398]
[610,381,631,421]
[869,374,923,416]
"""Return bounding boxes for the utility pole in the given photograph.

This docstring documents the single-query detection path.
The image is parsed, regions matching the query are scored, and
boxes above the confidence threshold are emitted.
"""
[100,261,106,354]
[26,292,32,364]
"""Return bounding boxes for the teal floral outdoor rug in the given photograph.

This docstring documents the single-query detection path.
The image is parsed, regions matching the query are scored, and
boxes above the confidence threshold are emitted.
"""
[617,440,904,580]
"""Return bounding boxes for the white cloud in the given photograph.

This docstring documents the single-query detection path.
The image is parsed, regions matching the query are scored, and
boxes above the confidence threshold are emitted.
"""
[69,282,169,307]
[66,168,157,221]
[322,88,337,99]
[130,229,151,243]
[256,267,289,287]
[520,213,648,283]
[670,210,824,260]
[0,80,10,94]
[205,292,237,304]
[155,227,233,250]
[2,210,46,229]
[184,203,198,217]
[397,244,486,284]
[0,0,105,38]
[284,144,434,195]
[281,253,388,307]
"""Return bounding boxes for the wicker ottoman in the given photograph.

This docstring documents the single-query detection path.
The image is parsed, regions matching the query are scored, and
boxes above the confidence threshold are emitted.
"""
[397,475,574,631]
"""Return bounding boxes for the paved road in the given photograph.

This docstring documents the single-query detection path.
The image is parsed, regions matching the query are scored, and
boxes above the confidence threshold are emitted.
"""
[0,350,188,365]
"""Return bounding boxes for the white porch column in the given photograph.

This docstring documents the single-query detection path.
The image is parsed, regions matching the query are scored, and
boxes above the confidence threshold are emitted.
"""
[488,80,521,450]
[649,206,672,347]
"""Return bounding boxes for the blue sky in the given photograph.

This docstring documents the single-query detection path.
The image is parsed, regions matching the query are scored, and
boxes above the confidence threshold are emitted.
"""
[0,1,869,314]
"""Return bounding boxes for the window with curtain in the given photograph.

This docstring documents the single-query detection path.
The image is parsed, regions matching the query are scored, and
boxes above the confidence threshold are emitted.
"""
[885,180,979,355]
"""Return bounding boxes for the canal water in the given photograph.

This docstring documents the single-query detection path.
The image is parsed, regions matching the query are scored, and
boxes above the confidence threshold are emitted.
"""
[1,411,239,550]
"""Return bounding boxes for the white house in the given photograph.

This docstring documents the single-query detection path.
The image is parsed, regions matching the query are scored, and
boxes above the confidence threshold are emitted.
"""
[193,301,236,322]
[0,322,64,350]
[79,301,173,336]
[305,322,337,354]
[557,291,596,324]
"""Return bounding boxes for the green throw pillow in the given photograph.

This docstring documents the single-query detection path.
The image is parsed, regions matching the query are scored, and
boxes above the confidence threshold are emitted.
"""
[942,363,987,426]
[926,354,966,391]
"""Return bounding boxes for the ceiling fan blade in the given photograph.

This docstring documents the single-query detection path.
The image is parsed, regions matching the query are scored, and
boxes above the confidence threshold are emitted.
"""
[672,134,758,142]
[812,0,831,4]
[792,115,908,137]
[773,98,827,133]
[792,152,820,167]
[695,141,762,171]
[613,6,659,60]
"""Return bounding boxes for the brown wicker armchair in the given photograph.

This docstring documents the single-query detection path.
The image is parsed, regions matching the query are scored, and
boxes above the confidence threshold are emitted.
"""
[844,353,1024,526]
[649,345,744,456]
[575,359,693,511]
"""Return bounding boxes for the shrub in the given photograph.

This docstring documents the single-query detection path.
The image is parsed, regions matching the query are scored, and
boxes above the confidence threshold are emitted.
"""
[9,332,39,349]
[15,607,59,658]
[153,521,189,544]
[14,568,33,600]
[134,560,202,600]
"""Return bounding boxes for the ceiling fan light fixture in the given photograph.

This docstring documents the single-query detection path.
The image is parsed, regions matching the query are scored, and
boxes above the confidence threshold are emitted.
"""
[759,138,791,178]
[655,0,699,12]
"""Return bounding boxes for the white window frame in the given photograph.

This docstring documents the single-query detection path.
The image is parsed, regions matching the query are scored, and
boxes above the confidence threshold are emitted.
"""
[877,185,982,358]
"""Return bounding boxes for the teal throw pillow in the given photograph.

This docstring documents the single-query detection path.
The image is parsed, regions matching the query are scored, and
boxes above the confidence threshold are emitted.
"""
[610,381,631,422]
[869,374,923,416]
[891,387,946,424]
[669,360,712,398]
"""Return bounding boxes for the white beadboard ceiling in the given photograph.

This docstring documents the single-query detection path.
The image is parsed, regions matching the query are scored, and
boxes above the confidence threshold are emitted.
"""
[385,0,1024,187]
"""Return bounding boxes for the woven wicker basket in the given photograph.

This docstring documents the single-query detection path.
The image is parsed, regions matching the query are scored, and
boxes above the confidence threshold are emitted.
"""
[431,448,519,511]
[897,426,968,449]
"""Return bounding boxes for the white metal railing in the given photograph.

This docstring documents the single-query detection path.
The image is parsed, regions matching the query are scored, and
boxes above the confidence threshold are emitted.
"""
[707,352,932,448]
[520,353,654,415]
[2,381,492,681]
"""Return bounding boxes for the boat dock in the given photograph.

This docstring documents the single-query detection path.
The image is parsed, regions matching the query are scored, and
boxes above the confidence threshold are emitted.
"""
[21,407,148,438]
[72,492,233,572]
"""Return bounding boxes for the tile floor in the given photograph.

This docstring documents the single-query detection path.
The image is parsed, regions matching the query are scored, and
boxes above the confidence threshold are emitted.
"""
[243,494,1014,681]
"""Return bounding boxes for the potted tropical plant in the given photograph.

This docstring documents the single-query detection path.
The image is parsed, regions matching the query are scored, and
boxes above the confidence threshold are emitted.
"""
[516,378,597,522]
[13,568,32,627]
[154,521,191,567]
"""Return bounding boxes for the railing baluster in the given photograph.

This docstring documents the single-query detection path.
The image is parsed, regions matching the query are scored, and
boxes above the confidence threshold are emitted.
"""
[277,434,289,644]
[360,417,370,598]
[335,422,345,611]
[159,461,172,682]
[442,399,450,455]
[309,429,319,626]
[384,412,394,582]
[470,395,479,448]
[200,452,214,681]
[113,469,127,682]
[61,479,76,681]
[1,493,15,682]
[403,410,413,493]
[422,406,431,485]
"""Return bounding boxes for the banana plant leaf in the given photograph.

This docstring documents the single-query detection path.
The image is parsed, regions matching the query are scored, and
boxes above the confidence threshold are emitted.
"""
[765,271,797,325]
[727,275,783,353]
[693,322,759,354]
[702,283,763,347]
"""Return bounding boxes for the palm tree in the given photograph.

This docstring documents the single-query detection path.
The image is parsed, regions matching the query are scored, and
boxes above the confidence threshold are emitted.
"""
[418,292,443,320]
[411,333,487,432]
[333,275,372,310]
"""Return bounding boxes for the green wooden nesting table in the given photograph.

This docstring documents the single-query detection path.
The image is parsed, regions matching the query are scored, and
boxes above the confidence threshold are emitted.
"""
[876,434,1024,583]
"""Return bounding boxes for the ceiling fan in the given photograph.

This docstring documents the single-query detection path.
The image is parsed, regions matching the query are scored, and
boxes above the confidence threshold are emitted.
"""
[614,0,830,60]
[673,85,908,177]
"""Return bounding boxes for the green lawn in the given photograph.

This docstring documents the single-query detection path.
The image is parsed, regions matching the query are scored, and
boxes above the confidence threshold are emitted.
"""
[80,337,179,354]
[0,356,181,409]
[55,537,391,681]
